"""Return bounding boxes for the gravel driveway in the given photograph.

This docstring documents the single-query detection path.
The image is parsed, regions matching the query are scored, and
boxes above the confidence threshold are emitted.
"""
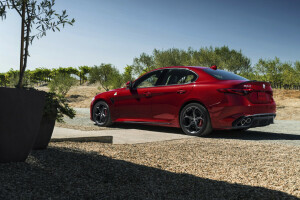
[1,108,299,199]
[57,108,300,146]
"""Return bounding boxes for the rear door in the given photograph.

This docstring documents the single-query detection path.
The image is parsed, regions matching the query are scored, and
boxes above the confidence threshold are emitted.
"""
[150,68,197,124]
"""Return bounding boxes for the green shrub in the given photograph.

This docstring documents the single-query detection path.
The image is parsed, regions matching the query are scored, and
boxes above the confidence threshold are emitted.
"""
[48,73,77,96]
[89,64,123,91]
[43,92,76,123]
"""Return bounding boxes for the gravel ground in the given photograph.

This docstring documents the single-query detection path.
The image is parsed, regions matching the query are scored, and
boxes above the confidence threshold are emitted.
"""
[0,139,299,199]
[1,108,299,199]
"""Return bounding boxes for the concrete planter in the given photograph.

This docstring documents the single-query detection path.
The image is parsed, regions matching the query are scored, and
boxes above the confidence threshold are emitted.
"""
[0,87,45,163]
[33,116,56,150]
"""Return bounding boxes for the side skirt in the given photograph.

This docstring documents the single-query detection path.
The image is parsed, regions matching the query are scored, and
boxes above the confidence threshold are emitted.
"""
[118,121,171,125]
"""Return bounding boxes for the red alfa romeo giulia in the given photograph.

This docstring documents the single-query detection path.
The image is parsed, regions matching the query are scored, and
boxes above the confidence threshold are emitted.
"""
[90,66,276,136]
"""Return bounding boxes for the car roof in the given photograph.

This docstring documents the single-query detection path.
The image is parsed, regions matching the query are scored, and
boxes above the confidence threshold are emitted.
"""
[134,66,218,83]
[148,66,217,82]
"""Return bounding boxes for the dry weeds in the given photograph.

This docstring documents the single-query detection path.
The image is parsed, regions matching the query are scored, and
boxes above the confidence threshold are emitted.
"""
[273,89,300,120]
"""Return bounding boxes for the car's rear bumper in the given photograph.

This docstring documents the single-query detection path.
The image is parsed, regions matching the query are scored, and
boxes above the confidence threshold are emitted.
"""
[209,101,276,129]
[231,113,276,129]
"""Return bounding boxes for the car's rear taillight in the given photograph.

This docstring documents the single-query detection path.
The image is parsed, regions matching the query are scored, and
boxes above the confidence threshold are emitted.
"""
[218,88,253,95]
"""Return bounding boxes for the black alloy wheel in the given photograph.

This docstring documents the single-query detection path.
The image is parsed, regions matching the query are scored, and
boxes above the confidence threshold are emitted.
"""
[180,103,212,136]
[93,101,113,127]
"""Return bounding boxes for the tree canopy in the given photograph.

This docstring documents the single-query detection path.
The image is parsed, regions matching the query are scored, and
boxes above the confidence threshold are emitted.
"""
[0,0,74,87]
[132,46,251,76]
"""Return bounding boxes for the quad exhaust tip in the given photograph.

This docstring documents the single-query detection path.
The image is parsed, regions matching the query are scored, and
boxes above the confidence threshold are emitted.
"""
[232,114,276,128]
[240,117,252,126]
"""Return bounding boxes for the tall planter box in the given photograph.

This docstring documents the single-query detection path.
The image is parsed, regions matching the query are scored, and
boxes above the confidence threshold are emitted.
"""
[33,116,56,150]
[0,87,45,163]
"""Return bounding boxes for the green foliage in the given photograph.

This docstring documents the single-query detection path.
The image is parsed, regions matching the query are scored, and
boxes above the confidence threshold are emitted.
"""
[78,66,91,84]
[0,73,7,86]
[123,65,134,83]
[131,48,299,89]
[191,47,219,67]
[1,69,32,87]
[89,64,123,91]
[0,66,92,87]
[1,49,300,90]
[0,0,75,41]
[214,47,251,73]
[44,92,75,123]
[248,57,300,88]
[282,65,298,85]
[133,52,155,76]
[8,73,20,87]
[153,48,192,69]
[0,0,75,88]
[56,67,79,76]
[254,57,283,83]
[295,61,300,72]
[132,46,251,77]
[30,67,52,84]
[48,73,77,96]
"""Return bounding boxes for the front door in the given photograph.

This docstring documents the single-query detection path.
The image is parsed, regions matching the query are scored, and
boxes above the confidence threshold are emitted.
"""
[113,70,163,121]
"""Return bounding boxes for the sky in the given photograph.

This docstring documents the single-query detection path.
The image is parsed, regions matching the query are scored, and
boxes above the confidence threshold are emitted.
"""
[0,0,300,73]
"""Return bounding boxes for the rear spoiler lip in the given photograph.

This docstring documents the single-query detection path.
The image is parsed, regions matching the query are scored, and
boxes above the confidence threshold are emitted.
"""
[240,80,271,84]
[238,80,271,87]
[234,80,273,91]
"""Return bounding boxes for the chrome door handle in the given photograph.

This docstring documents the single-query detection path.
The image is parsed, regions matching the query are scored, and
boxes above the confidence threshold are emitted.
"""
[143,92,151,97]
[177,90,186,94]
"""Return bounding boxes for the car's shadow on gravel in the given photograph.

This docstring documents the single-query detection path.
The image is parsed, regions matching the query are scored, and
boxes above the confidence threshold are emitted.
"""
[207,130,300,141]
[110,123,300,141]
[0,146,298,199]
[110,123,183,134]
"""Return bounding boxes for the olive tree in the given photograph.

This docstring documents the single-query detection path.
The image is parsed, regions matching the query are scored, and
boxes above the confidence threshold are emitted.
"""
[0,0,75,88]
[89,64,123,91]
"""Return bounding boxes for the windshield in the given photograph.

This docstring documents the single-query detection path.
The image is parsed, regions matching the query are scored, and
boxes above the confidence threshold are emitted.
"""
[202,68,248,81]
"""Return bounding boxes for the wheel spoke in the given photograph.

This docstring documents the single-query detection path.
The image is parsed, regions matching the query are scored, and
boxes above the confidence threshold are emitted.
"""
[192,108,196,118]
[184,122,193,128]
[99,114,104,122]
[99,106,104,115]
[195,116,203,120]
[96,106,100,112]
[184,115,193,120]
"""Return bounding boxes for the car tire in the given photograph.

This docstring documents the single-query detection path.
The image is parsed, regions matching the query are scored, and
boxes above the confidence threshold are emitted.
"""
[93,101,113,127]
[180,103,212,136]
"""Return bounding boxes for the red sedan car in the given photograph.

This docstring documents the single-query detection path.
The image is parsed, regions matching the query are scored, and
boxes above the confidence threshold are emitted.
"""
[90,66,276,136]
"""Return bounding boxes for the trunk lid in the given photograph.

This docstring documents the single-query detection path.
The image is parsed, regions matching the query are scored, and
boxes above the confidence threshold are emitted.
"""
[235,81,273,104]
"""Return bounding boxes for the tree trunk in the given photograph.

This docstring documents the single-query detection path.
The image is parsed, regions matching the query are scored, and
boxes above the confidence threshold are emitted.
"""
[17,0,26,88]
[80,72,82,85]
[18,17,31,88]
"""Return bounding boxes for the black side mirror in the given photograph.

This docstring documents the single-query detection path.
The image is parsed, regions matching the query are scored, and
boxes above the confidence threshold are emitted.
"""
[126,81,132,89]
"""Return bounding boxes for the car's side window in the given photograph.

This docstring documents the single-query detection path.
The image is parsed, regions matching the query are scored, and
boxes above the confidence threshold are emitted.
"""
[160,69,197,86]
[134,70,163,88]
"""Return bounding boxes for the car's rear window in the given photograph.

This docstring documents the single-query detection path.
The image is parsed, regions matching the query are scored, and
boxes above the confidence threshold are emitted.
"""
[202,68,248,80]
